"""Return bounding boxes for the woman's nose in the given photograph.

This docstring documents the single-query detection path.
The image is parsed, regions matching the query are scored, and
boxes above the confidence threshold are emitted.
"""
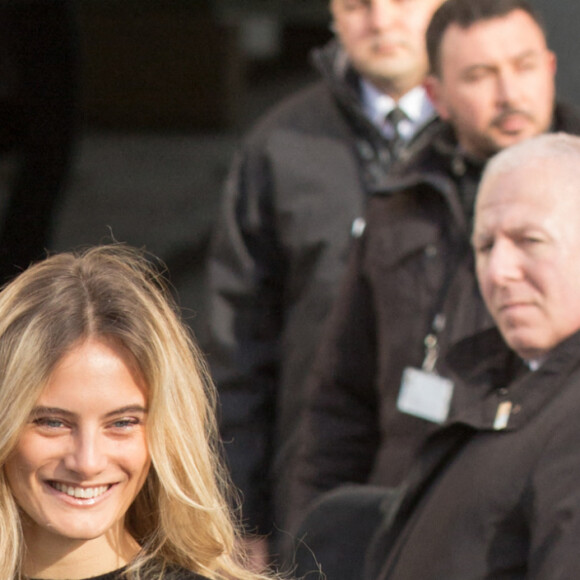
[63,430,108,478]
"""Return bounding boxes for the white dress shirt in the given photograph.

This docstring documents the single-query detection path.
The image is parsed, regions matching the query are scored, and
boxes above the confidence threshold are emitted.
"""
[360,80,435,143]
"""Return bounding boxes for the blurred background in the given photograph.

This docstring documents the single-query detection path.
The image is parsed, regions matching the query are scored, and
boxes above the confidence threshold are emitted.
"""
[0,0,577,342]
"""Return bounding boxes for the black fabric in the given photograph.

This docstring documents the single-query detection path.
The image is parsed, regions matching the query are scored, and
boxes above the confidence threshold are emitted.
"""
[30,564,206,580]
[366,329,580,580]
[292,485,398,580]
[286,118,493,536]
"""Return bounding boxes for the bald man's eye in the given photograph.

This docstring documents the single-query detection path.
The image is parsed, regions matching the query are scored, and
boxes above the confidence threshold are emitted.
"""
[519,236,545,249]
[474,240,493,254]
[342,0,369,9]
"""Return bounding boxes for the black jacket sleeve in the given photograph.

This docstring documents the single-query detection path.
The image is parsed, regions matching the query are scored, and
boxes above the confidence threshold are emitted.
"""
[287,230,380,531]
[205,141,286,535]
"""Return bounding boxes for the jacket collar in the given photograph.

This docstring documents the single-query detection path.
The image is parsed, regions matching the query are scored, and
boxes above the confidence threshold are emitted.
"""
[311,39,379,138]
[310,39,440,196]
[442,327,580,432]
[370,119,482,234]
[311,39,439,146]
[374,102,580,233]
[385,102,580,191]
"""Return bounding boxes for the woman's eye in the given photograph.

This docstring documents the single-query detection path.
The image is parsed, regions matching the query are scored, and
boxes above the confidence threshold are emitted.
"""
[111,417,141,430]
[33,417,66,429]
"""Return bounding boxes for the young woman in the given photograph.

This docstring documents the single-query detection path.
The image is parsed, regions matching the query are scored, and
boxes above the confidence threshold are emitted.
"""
[0,245,280,580]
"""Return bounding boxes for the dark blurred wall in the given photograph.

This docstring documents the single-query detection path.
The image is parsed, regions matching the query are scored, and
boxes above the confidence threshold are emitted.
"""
[76,1,580,131]
[533,0,580,107]
[78,2,243,131]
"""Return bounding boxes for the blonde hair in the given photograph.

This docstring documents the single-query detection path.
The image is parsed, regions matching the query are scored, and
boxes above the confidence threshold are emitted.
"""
[0,245,278,580]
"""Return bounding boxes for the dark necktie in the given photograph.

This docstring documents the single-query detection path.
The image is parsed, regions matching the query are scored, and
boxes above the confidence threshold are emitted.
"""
[387,107,408,158]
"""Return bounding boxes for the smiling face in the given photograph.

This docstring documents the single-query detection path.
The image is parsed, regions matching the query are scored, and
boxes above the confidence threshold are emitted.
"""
[425,9,556,159]
[5,338,150,553]
[331,0,445,98]
[473,159,580,361]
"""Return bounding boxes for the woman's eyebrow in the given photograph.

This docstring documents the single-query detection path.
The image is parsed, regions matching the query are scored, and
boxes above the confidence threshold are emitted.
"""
[103,405,148,419]
[29,405,148,419]
[30,406,75,419]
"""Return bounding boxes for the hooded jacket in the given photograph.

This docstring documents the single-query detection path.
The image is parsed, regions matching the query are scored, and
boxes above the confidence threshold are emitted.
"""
[204,40,431,534]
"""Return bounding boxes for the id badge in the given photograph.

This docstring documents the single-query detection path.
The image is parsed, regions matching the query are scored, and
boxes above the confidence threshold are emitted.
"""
[397,367,454,424]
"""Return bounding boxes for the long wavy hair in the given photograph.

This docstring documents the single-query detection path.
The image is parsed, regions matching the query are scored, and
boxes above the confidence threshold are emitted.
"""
[0,245,277,580]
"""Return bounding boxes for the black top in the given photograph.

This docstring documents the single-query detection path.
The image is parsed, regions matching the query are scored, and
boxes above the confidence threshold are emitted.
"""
[30,564,207,580]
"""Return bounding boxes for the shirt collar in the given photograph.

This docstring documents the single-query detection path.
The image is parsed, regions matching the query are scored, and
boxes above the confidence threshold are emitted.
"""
[526,358,545,372]
[360,81,435,139]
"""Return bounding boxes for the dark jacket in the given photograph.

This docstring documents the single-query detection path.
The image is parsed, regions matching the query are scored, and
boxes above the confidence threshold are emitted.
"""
[288,104,580,530]
[366,327,580,580]
[204,40,428,534]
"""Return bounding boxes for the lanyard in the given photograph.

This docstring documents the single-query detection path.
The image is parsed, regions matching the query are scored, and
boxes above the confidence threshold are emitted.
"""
[421,243,470,373]
[422,312,446,373]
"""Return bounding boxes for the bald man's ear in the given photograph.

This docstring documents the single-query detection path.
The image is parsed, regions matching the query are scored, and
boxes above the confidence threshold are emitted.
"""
[548,50,557,76]
[424,74,451,121]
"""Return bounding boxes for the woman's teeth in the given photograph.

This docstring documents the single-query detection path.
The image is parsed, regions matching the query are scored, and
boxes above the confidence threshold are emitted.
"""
[51,482,110,499]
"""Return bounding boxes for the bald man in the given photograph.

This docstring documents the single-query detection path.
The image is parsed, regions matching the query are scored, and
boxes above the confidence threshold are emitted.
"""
[366,133,580,580]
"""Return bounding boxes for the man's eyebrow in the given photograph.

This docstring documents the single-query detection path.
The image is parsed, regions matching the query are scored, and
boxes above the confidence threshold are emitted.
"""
[462,49,541,75]
[463,63,496,73]
[513,48,541,61]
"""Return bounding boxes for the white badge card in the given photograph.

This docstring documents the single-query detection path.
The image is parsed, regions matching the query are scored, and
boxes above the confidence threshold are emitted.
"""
[397,367,454,424]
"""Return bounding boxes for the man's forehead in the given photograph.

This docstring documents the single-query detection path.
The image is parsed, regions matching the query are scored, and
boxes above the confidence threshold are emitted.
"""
[331,0,442,11]
[476,163,572,225]
[439,10,548,68]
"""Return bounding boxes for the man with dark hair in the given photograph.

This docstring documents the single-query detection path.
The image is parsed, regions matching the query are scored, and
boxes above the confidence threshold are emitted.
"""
[426,0,541,77]
[366,132,580,580]
[205,0,445,567]
[424,0,555,159]
[288,0,580,546]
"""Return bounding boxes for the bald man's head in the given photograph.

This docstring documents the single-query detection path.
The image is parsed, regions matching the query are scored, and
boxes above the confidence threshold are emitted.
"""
[473,134,580,360]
